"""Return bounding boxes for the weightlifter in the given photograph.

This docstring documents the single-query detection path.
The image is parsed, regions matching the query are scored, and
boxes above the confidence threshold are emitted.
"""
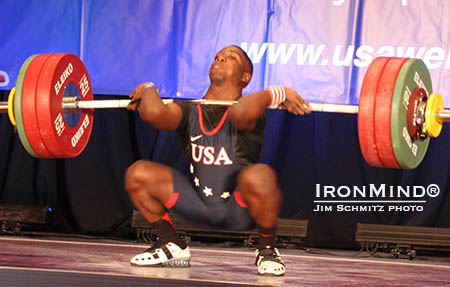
[125,45,311,276]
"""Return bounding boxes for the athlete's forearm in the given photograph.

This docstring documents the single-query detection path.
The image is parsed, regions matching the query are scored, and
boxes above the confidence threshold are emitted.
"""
[229,90,271,131]
[138,90,182,130]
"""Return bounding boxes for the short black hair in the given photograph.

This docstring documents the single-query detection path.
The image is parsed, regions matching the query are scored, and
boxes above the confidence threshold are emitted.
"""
[231,45,253,77]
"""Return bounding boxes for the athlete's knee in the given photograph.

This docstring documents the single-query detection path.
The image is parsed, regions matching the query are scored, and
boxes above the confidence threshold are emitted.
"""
[124,160,158,192]
[238,163,278,195]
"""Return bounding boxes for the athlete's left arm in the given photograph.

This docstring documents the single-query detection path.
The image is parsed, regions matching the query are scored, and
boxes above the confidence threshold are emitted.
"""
[228,87,312,131]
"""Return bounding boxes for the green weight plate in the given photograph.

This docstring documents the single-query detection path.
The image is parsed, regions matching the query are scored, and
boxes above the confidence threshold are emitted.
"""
[391,59,431,169]
[14,55,39,157]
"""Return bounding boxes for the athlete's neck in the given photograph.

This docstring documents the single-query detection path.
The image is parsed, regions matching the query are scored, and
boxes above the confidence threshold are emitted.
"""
[205,84,242,101]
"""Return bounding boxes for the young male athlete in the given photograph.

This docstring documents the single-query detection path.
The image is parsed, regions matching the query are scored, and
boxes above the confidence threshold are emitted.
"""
[125,45,311,276]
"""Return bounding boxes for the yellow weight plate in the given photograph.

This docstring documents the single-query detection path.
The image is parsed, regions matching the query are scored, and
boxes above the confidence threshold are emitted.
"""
[425,93,444,138]
[8,87,16,126]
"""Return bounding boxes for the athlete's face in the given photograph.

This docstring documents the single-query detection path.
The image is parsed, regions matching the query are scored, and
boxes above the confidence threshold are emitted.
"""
[209,46,251,87]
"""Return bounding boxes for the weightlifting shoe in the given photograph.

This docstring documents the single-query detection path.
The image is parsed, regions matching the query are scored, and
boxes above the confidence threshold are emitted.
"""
[255,246,286,276]
[131,241,191,267]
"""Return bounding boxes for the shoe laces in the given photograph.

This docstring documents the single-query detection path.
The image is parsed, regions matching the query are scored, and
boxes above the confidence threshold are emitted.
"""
[143,239,167,253]
[255,246,283,265]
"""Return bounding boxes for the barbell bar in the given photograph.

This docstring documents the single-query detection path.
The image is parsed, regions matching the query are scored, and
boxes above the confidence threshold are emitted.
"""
[0,53,448,168]
[2,88,449,119]
[3,95,450,121]
[0,91,361,113]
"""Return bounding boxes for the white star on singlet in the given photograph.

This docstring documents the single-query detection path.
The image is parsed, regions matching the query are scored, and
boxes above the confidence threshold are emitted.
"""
[203,186,213,197]
[220,192,231,199]
[194,176,200,187]
[190,164,194,174]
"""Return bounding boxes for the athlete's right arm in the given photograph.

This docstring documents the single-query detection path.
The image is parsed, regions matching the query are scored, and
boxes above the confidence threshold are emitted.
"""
[127,83,183,131]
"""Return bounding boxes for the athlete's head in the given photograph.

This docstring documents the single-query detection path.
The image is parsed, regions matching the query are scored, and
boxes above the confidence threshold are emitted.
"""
[209,45,253,88]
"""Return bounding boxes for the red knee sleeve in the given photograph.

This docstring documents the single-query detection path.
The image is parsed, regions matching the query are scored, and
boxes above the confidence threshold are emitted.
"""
[234,191,248,208]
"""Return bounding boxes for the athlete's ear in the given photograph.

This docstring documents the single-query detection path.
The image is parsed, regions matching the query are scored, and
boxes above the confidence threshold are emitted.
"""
[241,72,251,87]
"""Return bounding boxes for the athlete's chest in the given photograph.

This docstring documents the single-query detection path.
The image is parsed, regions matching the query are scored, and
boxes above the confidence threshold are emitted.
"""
[188,105,236,166]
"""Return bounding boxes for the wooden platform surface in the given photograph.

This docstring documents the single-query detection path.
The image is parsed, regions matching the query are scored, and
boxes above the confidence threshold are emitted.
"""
[0,236,449,286]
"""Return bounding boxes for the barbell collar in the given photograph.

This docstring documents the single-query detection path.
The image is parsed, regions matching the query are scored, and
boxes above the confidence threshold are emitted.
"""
[0,102,8,111]
[437,110,450,122]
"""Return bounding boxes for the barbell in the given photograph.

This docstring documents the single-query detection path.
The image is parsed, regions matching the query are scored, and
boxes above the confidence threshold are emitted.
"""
[0,53,448,169]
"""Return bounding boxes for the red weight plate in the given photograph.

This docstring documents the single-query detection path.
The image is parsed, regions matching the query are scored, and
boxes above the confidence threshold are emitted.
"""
[358,57,390,167]
[374,57,408,169]
[36,53,94,158]
[22,54,53,157]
